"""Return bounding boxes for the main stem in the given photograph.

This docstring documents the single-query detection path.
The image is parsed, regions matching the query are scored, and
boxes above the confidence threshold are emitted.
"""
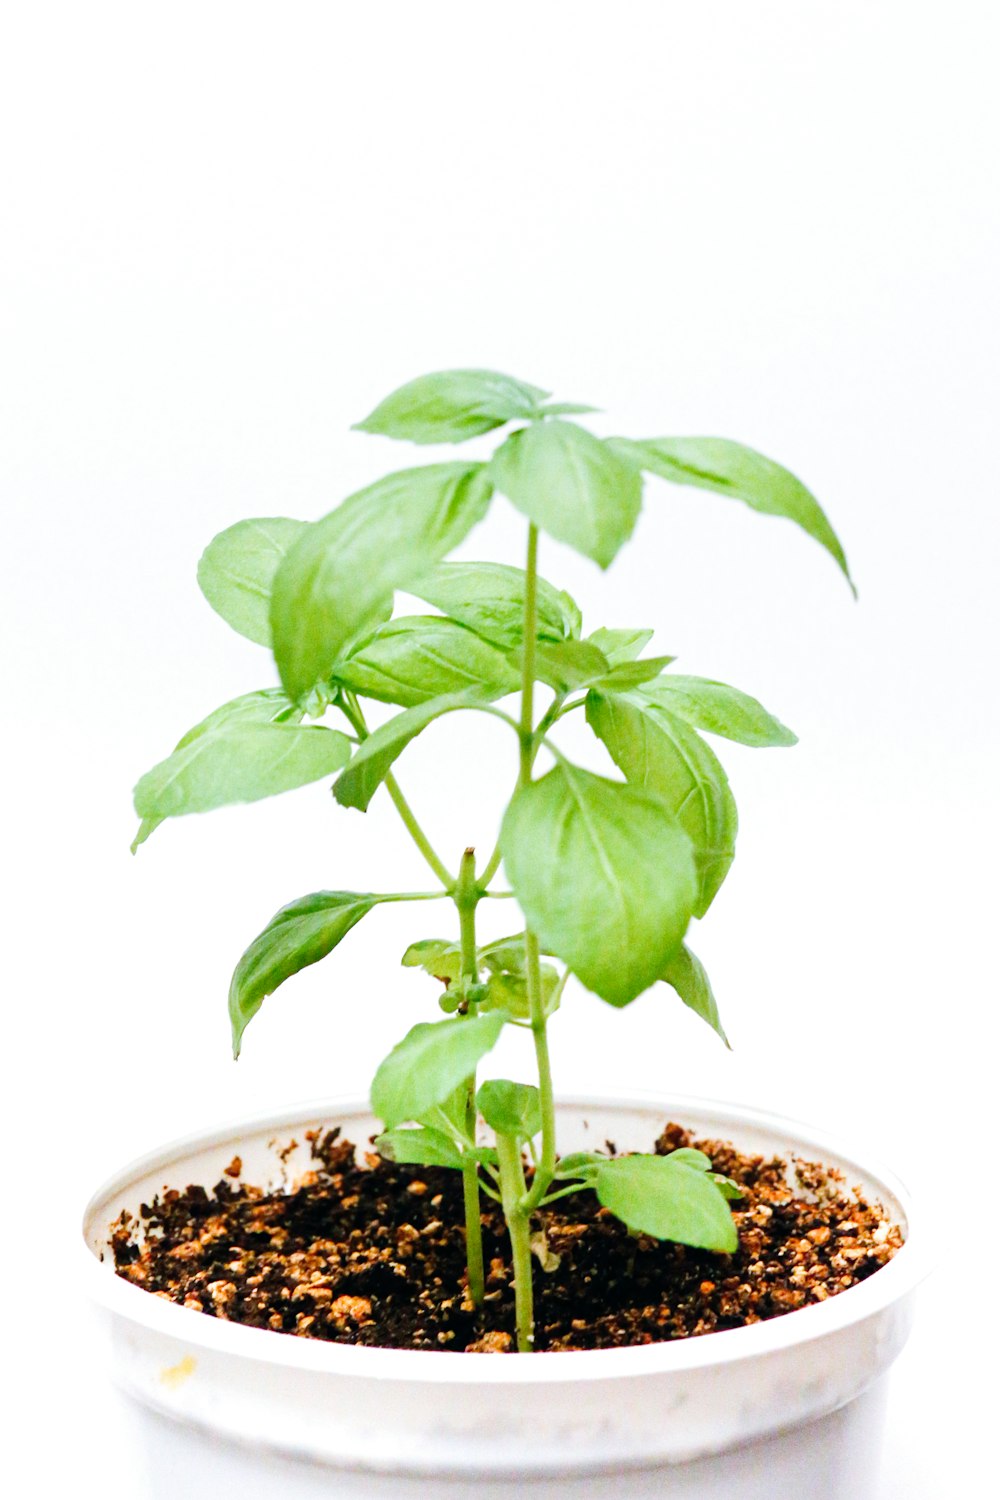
[455,847,486,1307]
[497,1133,534,1352]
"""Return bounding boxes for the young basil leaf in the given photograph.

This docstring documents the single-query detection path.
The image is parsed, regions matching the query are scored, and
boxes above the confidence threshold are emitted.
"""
[229,891,379,1057]
[270,462,493,701]
[585,627,654,664]
[401,938,463,983]
[660,943,730,1047]
[609,436,854,594]
[594,1154,738,1253]
[197,518,307,647]
[500,761,698,1008]
[353,369,550,445]
[375,1126,466,1170]
[588,656,676,692]
[552,1151,606,1181]
[333,689,487,812]
[490,421,643,569]
[664,1147,713,1171]
[638,675,796,748]
[533,401,601,418]
[131,688,302,851]
[410,561,581,648]
[483,966,560,1020]
[334,616,519,707]
[132,693,350,832]
[529,639,610,691]
[710,1173,746,1201]
[586,691,737,917]
[477,1079,542,1141]
[371,1012,506,1130]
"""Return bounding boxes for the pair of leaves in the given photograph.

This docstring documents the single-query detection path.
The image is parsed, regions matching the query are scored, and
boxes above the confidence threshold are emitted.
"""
[402,934,561,1020]
[132,689,351,849]
[551,1146,738,1253]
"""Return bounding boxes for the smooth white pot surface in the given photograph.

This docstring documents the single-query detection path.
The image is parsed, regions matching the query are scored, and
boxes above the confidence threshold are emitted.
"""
[82,1095,924,1490]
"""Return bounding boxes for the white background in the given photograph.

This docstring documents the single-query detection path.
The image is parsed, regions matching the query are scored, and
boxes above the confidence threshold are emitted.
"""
[2,2,997,1493]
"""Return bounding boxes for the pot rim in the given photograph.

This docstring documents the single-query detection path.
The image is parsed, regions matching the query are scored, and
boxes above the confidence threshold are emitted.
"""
[81,1090,930,1385]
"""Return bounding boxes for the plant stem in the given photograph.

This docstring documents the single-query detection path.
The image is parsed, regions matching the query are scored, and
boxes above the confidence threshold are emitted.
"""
[496,1132,534,1352]
[338,692,455,889]
[455,847,486,1307]
[519,525,539,789]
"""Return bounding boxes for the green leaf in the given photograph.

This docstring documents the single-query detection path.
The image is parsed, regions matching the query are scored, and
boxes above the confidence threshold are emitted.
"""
[490,421,643,569]
[710,1173,746,1201]
[410,561,581,648]
[660,943,730,1046]
[530,639,610,691]
[500,761,698,1007]
[401,938,463,983]
[334,615,520,707]
[638,675,796,748]
[375,1126,465,1170]
[552,1151,606,1181]
[610,436,854,594]
[270,462,493,700]
[595,1154,738,1252]
[132,690,349,831]
[534,401,601,418]
[483,966,560,1020]
[197,518,307,646]
[371,1012,506,1129]
[229,892,378,1057]
[477,1079,542,1141]
[586,627,654,664]
[353,368,549,445]
[586,691,738,917]
[590,656,676,692]
[665,1147,713,1171]
[333,689,486,812]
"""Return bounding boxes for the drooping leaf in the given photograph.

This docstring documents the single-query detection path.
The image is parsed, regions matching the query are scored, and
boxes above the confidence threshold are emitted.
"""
[375,1126,465,1170]
[197,518,307,646]
[586,691,738,917]
[490,421,643,569]
[586,627,654,664]
[270,462,493,700]
[409,561,581,648]
[609,436,854,593]
[638,675,796,748]
[477,1079,542,1141]
[132,690,349,833]
[333,689,487,812]
[229,892,378,1056]
[660,943,730,1046]
[353,369,549,445]
[595,1154,738,1252]
[333,615,520,707]
[500,761,698,1007]
[371,1012,507,1129]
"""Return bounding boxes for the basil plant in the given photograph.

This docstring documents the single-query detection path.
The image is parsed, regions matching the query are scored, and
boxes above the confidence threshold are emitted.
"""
[133,368,852,1352]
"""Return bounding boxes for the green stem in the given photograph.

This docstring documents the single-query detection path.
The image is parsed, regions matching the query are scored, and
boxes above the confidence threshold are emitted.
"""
[456,847,486,1307]
[496,1132,534,1352]
[338,692,455,889]
[518,525,539,790]
[520,931,557,1215]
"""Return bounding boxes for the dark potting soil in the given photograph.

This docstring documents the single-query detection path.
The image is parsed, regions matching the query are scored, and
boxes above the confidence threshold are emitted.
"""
[108,1121,903,1353]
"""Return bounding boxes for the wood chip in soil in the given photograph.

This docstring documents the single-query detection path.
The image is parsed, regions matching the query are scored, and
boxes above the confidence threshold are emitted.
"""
[108,1121,903,1353]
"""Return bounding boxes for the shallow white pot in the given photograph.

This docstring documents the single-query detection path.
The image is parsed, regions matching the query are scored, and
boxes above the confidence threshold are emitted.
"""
[82,1094,924,1499]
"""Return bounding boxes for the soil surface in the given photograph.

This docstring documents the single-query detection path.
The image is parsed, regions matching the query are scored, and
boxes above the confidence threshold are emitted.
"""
[108,1121,903,1353]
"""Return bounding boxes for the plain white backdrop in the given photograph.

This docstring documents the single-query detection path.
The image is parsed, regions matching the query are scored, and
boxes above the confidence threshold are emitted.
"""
[2,2,997,1493]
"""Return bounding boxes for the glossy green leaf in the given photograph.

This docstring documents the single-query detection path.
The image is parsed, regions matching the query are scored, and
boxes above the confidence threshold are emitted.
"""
[586,627,654,664]
[353,368,549,445]
[595,1153,738,1252]
[334,615,520,707]
[197,518,307,646]
[660,943,730,1046]
[610,436,854,593]
[229,892,378,1056]
[638,675,796,748]
[490,421,643,568]
[477,1079,542,1141]
[333,689,486,812]
[132,690,349,832]
[500,761,698,1007]
[410,561,581,648]
[586,691,738,917]
[270,462,492,700]
[371,1012,506,1129]
[375,1126,465,1170]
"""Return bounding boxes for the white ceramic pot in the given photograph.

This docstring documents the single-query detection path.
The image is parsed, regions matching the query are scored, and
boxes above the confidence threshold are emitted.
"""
[82,1094,924,1500]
